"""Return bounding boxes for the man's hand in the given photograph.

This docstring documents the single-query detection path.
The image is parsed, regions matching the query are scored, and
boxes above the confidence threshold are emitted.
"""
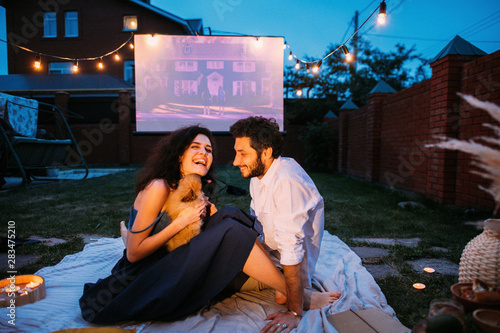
[260,311,301,333]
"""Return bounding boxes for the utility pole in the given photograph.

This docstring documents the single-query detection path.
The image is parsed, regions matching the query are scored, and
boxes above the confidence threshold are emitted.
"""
[351,10,359,74]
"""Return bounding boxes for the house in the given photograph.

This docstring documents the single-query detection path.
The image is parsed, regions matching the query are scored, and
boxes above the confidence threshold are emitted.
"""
[3,0,202,81]
[0,0,204,165]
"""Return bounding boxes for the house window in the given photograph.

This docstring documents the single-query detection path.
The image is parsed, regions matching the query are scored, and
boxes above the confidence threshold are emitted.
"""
[49,62,74,75]
[124,60,135,84]
[207,61,224,69]
[233,61,255,72]
[123,16,138,31]
[43,12,57,38]
[175,61,198,72]
[174,80,197,96]
[233,81,256,96]
[65,11,79,37]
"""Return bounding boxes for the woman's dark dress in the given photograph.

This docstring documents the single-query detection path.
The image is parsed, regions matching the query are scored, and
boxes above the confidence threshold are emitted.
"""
[79,206,258,323]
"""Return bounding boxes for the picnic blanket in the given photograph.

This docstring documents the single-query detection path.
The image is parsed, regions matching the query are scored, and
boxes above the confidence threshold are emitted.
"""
[0,231,397,332]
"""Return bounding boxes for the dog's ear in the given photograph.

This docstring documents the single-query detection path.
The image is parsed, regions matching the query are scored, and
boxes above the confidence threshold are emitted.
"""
[181,188,198,202]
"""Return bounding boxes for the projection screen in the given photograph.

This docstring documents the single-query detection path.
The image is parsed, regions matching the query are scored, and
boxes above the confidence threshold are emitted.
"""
[134,34,284,132]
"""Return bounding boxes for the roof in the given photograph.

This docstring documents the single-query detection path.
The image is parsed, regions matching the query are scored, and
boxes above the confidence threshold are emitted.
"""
[368,80,397,95]
[340,99,359,110]
[324,110,338,118]
[432,35,487,62]
[0,74,135,92]
[127,0,201,35]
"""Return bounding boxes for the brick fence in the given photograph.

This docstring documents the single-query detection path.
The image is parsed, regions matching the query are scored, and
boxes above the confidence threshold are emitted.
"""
[330,50,500,212]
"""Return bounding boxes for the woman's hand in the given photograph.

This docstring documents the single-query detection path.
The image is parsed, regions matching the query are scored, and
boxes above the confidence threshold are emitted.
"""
[174,201,206,228]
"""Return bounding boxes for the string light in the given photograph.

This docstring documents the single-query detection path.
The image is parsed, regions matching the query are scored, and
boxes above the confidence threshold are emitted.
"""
[312,60,322,74]
[98,57,104,69]
[342,45,353,62]
[72,59,79,72]
[34,53,41,69]
[286,1,387,72]
[378,0,387,25]
[296,89,303,97]
[295,59,300,70]
[129,42,134,49]
[114,52,120,61]
[0,32,134,73]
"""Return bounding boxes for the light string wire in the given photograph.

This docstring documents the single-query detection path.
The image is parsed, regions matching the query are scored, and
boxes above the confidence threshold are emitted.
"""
[0,1,383,71]
[0,32,134,63]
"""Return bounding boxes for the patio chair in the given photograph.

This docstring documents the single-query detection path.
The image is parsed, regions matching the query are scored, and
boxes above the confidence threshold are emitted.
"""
[0,92,88,186]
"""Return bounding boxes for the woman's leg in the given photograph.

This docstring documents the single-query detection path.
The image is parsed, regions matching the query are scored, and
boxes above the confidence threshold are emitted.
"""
[242,240,287,298]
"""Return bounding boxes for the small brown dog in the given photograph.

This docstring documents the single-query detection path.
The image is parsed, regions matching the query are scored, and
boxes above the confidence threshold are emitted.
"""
[165,173,208,252]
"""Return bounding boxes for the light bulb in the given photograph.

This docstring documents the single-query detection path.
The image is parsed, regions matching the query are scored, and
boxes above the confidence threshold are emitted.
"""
[73,59,79,72]
[98,58,104,69]
[295,59,300,70]
[296,89,303,97]
[288,51,293,61]
[342,45,353,62]
[378,1,387,25]
[312,60,322,74]
[34,54,41,69]
[114,53,120,61]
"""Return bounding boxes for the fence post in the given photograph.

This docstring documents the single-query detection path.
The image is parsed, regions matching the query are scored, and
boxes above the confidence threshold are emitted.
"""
[426,54,479,204]
[118,90,131,165]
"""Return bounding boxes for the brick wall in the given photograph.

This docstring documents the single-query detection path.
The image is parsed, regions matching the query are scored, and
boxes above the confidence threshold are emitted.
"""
[335,49,500,212]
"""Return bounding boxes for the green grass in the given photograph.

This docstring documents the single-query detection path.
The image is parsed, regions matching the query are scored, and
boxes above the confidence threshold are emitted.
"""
[0,166,484,329]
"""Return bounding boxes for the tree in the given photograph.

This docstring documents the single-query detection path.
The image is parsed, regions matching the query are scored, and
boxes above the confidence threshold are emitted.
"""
[286,38,429,106]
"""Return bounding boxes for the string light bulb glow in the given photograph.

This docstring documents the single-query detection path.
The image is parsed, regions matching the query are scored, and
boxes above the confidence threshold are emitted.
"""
[342,45,353,62]
[114,53,120,61]
[296,89,303,97]
[378,0,387,25]
[129,42,134,49]
[72,59,79,72]
[98,57,104,69]
[312,60,322,74]
[295,59,300,70]
[34,53,41,69]
[288,51,293,61]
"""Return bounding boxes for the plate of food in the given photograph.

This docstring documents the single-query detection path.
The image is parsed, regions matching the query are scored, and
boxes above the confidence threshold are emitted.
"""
[451,279,500,311]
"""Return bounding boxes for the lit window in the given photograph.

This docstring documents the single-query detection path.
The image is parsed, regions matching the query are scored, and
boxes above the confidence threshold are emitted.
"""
[49,62,74,75]
[123,16,138,31]
[43,12,57,38]
[65,11,79,37]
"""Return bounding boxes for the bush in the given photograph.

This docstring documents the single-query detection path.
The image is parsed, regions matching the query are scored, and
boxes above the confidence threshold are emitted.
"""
[299,121,336,172]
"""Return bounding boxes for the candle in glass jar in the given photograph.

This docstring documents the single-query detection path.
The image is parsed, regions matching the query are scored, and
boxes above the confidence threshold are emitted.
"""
[413,283,426,289]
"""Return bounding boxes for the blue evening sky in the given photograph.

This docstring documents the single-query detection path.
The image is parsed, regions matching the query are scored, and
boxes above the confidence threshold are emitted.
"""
[1,1,499,75]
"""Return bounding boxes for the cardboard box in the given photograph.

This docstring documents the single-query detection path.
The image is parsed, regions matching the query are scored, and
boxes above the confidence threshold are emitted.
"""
[327,308,410,333]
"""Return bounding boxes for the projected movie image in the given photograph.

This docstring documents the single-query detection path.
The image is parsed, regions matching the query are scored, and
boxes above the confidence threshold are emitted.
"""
[134,35,284,132]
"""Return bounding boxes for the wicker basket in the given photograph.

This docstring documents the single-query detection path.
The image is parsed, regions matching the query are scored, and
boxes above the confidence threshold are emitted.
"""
[459,219,500,287]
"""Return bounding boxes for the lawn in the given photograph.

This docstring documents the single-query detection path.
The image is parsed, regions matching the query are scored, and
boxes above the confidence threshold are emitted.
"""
[0,166,484,329]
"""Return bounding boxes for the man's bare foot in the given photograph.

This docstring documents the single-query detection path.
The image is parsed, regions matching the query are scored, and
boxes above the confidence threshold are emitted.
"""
[304,289,341,310]
[120,221,128,246]
[275,290,287,305]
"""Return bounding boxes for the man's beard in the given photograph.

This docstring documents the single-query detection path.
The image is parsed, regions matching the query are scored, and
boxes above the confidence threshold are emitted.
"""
[245,155,266,178]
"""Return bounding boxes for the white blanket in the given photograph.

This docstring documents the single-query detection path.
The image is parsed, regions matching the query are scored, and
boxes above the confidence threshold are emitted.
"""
[0,232,395,332]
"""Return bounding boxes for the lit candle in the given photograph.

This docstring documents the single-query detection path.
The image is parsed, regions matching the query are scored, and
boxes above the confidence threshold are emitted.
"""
[26,282,39,289]
[413,283,426,290]
[423,267,435,273]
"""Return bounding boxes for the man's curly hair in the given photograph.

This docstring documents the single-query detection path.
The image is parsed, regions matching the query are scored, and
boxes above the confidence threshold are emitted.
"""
[229,116,283,158]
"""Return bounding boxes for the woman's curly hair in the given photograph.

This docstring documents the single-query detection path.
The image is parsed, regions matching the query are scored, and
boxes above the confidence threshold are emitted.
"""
[135,125,217,198]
